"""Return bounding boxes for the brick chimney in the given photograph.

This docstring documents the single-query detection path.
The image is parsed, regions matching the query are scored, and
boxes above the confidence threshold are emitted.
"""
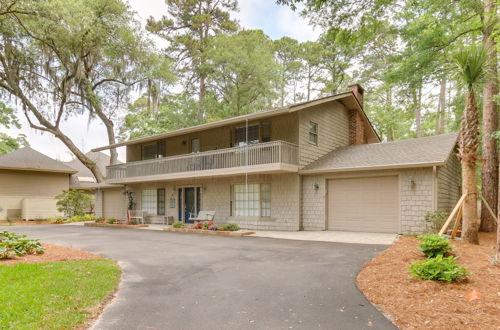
[348,83,364,108]
[348,83,366,145]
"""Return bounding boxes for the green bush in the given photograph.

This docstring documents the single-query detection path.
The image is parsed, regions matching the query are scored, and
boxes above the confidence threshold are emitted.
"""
[173,222,184,228]
[221,223,240,231]
[47,216,65,224]
[424,210,448,233]
[418,234,453,258]
[0,230,44,259]
[106,218,117,224]
[55,189,94,217]
[409,255,468,282]
[68,214,95,222]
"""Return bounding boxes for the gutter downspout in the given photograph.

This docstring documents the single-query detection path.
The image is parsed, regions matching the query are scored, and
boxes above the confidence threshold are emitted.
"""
[432,166,438,211]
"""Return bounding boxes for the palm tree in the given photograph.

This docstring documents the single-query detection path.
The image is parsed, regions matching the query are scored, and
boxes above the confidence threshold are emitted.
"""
[453,45,486,245]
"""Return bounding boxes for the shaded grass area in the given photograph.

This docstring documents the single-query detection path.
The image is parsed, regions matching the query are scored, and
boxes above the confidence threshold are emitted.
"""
[0,259,120,329]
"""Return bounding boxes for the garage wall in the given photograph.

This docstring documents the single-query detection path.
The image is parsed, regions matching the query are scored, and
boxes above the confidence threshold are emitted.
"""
[302,168,435,234]
[437,154,461,211]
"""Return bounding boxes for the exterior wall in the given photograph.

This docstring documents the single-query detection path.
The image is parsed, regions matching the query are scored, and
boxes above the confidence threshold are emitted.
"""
[126,173,300,230]
[298,101,349,167]
[0,169,69,196]
[302,168,435,234]
[0,169,69,219]
[125,113,300,162]
[102,187,127,220]
[437,153,461,211]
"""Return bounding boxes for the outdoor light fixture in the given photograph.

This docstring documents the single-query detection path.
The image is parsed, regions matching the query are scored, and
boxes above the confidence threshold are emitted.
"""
[408,176,416,188]
[313,183,320,190]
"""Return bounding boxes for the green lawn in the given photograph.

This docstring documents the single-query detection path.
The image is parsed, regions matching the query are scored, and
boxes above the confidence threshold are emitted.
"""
[0,259,120,329]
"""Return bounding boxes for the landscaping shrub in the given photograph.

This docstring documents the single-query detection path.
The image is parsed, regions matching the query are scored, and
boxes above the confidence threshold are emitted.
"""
[409,255,468,282]
[173,222,184,228]
[68,214,95,222]
[55,189,94,217]
[0,230,44,259]
[221,223,240,231]
[47,216,65,224]
[424,210,448,233]
[95,217,105,223]
[106,218,117,224]
[417,234,453,258]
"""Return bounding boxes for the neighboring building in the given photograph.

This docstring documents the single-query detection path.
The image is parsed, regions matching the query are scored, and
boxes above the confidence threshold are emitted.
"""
[65,151,125,219]
[0,147,76,220]
[92,85,461,233]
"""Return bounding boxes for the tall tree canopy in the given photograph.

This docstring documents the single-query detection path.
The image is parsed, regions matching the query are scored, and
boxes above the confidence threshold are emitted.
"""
[147,0,238,121]
[0,0,171,181]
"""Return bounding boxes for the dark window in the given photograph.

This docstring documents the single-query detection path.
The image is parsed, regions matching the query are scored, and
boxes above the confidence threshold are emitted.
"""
[142,140,166,160]
[308,121,318,145]
[234,125,260,146]
[142,143,158,160]
[157,188,165,215]
[261,122,271,142]
[158,140,166,157]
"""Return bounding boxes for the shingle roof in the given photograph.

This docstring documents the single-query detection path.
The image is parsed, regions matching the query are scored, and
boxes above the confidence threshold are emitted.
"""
[0,147,77,174]
[65,151,118,179]
[65,151,123,188]
[301,133,459,173]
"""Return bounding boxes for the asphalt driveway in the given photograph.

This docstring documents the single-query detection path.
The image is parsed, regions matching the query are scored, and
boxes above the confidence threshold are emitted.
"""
[1,225,396,330]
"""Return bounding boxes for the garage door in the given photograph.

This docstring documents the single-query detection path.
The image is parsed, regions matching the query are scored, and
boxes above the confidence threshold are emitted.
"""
[327,176,399,233]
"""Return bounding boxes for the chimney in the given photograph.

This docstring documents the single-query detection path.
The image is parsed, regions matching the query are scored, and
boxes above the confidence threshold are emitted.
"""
[348,83,366,145]
[348,83,365,108]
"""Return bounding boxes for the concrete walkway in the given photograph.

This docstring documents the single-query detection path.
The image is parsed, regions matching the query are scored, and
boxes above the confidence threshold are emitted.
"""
[250,230,398,245]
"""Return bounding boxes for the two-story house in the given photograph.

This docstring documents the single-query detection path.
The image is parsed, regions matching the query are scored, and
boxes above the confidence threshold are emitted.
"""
[92,85,461,234]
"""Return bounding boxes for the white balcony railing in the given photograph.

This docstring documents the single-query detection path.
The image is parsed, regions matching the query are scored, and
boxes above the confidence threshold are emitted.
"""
[107,140,299,180]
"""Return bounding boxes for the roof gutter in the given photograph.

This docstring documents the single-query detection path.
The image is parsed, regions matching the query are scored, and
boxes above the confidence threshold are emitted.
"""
[299,161,446,175]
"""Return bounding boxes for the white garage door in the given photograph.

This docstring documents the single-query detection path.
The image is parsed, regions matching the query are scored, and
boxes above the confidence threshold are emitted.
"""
[327,176,399,233]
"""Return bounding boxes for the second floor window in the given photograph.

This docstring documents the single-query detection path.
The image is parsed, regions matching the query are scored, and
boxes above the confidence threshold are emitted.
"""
[142,141,166,160]
[234,122,271,146]
[309,122,318,145]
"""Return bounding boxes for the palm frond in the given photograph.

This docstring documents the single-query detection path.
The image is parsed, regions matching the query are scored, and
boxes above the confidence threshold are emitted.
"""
[452,45,486,88]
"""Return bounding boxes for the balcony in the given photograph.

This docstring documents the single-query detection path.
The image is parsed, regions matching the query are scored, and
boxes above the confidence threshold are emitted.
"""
[106,140,299,184]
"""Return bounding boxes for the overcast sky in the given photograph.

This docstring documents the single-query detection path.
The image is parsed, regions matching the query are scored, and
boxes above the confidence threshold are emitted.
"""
[2,0,320,162]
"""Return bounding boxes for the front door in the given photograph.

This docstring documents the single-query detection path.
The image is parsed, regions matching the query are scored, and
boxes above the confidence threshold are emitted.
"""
[178,187,201,223]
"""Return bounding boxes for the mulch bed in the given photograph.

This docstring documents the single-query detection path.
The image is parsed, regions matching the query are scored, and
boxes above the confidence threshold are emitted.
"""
[0,243,101,266]
[357,233,499,330]
[164,227,255,237]
[0,220,58,226]
[84,223,148,229]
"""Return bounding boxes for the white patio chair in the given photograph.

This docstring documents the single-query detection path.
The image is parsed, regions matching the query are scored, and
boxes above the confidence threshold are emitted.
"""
[190,211,216,222]
[127,210,145,224]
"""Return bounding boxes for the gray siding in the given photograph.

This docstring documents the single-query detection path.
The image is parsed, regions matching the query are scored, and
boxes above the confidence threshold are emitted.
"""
[298,101,349,168]
[127,173,301,230]
[437,153,461,211]
[302,168,435,234]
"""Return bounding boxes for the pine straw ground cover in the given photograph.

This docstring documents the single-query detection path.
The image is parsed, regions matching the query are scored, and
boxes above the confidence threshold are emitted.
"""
[357,233,499,330]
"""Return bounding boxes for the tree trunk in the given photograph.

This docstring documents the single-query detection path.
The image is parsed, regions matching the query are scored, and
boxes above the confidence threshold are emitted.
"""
[497,163,500,253]
[480,0,498,232]
[459,90,480,244]
[413,88,422,137]
[307,67,312,101]
[84,80,119,166]
[198,73,206,121]
[435,78,446,134]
